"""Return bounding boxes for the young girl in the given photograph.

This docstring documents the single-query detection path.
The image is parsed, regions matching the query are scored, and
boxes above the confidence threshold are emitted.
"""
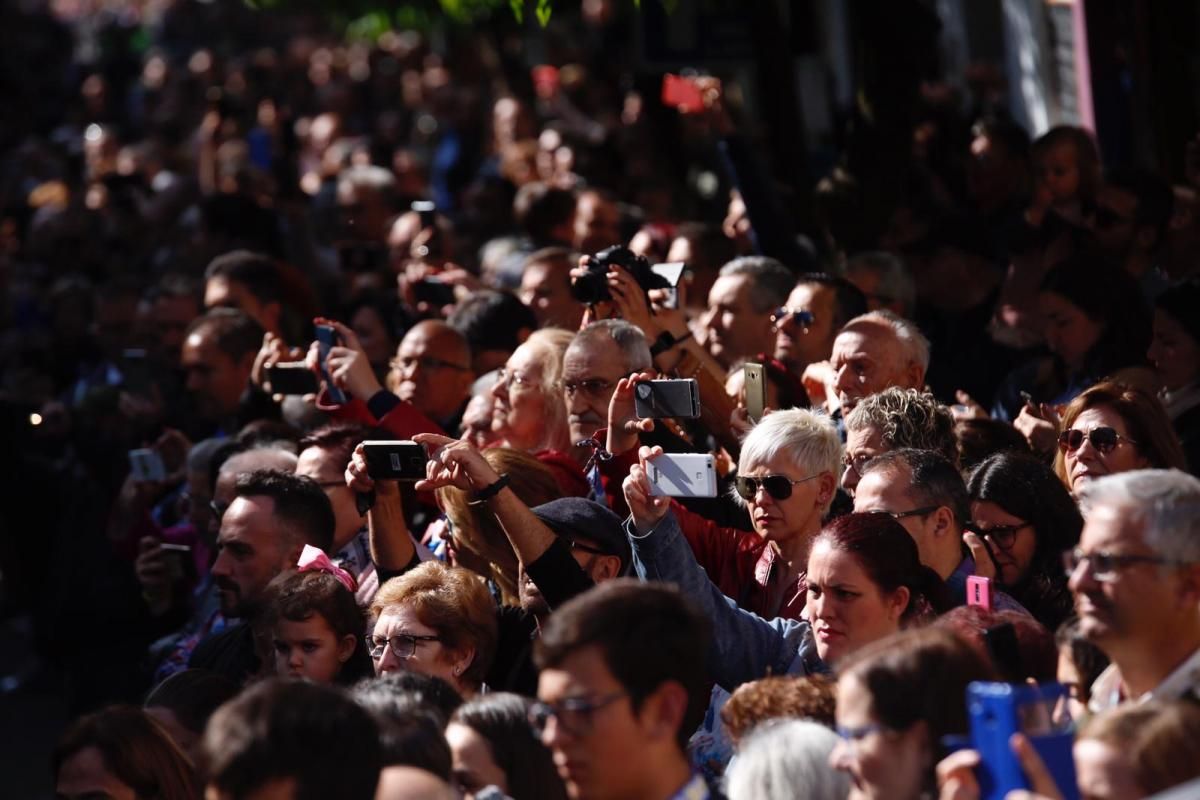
[1029,125,1101,226]
[260,546,374,685]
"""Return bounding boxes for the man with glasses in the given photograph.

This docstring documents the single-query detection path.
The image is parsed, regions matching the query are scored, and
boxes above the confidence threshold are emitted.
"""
[532,580,716,800]
[1070,469,1200,710]
[841,388,958,495]
[772,273,867,377]
[853,449,1027,613]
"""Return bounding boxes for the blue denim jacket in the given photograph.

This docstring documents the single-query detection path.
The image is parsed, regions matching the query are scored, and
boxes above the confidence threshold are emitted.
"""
[626,511,824,691]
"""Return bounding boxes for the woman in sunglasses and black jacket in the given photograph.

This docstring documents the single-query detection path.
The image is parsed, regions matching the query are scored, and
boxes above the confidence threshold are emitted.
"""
[1052,381,1186,497]
[967,451,1082,631]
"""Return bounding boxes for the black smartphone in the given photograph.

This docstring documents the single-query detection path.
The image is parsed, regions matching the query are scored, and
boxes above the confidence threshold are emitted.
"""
[634,379,702,419]
[743,361,766,424]
[412,200,437,229]
[266,363,319,396]
[314,325,348,404]
[362,440,428,481]
[412,277,457,308]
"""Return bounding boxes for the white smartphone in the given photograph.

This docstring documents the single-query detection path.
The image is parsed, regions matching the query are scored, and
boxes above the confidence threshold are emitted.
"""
[647,453,718,497]
[129,448,166,482]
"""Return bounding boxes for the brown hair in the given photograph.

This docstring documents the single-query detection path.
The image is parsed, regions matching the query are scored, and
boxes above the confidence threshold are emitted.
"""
[260,569,373,684]
[839,628,996,746]
[371,562,499,691]
[436,448,560,604]
[54,706,198,800]
[720,675,836,746]
[1053,381,1187,490]
[1031,125,1101,204]
[933,606,1058,683]
[1080,700,1200,795]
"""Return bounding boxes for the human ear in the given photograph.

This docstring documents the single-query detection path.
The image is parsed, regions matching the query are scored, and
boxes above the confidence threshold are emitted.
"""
[591,554,622,582]
[639,681,688,743]
[336,634,358,664]
[815,472,837,508]
[889,586,911,622]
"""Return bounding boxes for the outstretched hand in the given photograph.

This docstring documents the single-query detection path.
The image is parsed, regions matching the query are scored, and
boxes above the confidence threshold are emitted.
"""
[623,445,672,535]
[413,433,501,494]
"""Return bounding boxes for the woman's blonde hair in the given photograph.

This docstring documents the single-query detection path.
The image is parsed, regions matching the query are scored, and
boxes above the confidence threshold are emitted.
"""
[437,448,561,604]
[518,327,573,453]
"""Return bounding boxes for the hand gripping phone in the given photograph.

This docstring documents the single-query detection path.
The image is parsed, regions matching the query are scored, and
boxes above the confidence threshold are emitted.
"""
[362,441,428,481]
[968,682,1079,800]
[315,324,348,405]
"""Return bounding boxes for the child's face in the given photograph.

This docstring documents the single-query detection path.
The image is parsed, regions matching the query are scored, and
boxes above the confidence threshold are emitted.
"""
[273,614,354,684]
[1037,144,1081,205]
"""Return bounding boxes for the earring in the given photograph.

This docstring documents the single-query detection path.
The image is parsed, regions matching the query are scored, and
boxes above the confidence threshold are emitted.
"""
[453,666,462,676]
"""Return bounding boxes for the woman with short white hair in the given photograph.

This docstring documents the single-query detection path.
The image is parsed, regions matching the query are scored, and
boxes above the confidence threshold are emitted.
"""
[618,396,842,621]
[725,719,850,800]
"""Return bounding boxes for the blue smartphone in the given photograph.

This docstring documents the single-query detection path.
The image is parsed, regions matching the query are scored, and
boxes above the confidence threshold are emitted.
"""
[968,682,1078,800]
[315,325,348,405]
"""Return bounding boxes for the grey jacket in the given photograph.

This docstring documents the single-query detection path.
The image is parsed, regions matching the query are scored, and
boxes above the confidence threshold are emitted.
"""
[626,511,824,691]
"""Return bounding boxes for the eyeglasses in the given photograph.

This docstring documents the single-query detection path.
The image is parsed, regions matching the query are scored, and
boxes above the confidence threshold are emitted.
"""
[870,505,941,522]
[368,633,441,660]
[770,307,815,330]
[390,356,470,373]
[841,452,875,477]
[966,521,1032,551]
[563,377,620,399]
[1057,427,1138,455]
[495,368,539,389]
[734,473,820,501]
[527,692,627,738]
[568,539,610,557]
[1062,547,1187,583]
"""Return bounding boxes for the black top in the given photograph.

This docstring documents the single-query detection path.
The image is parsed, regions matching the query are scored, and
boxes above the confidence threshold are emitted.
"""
[189,620,258,685]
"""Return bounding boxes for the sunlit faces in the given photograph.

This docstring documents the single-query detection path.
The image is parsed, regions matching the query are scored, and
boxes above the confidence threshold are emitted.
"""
[774,282,838,369]
[969,500,1038,588]
[1038,291,1104,372]
[853,467,943,574]
[805,541,908,666]
[841,425,886,495]
[740,452,829,548]
[562,338,626,447]
[210,496,290,618]
[391,323,473,421]
[272,614,356,684]
[1067,501,1179,648]
[490,343,549,450]
[701,274,770,368]
[181,329,253,422]
[536,645,661,800]
[446,722,509,800]
[371,603,469,691]
[829,674,930,800]
[1061,407,1148,494]
[830,324,916,414]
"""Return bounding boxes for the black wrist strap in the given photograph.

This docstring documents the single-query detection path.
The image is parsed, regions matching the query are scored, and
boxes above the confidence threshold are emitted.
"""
[650,330,690,357]
[469,473,511,506]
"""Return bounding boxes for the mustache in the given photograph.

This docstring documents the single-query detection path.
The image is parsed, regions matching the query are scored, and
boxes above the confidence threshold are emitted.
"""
[214,576,240,593]
[569,413,605,425]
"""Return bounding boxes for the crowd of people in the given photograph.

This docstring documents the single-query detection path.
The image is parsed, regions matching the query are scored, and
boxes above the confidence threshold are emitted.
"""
[5,1,1200,799]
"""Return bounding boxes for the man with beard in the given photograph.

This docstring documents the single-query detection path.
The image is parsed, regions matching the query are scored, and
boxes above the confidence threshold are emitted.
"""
[190,469,335,682]
[1070,470,1200,711]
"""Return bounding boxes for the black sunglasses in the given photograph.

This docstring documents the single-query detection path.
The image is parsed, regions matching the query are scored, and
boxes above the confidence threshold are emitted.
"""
[770,307,815,330]
[735,473,819,501]
[1057,427,1138,455]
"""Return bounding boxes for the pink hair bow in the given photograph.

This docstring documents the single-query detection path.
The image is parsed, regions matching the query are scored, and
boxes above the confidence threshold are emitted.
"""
[297,544,358,593]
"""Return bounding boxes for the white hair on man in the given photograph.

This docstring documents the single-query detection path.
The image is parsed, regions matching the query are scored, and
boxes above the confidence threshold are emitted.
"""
[842,309,930,371]
[736,408,843,515]
[725,719,850,800]
[1078,469,1200,564]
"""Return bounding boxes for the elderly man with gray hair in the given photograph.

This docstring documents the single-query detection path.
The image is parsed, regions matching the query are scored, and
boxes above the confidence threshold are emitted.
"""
[804,309,931,422]
[1071,469,1200,710]
[699,256,794,369]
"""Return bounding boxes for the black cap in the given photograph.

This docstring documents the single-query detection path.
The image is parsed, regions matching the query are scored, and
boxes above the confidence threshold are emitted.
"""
[531,497,632,573]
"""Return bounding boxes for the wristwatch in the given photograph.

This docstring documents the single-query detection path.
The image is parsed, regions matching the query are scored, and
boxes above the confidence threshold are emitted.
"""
[650,330,691,357]
[469,473,511,505]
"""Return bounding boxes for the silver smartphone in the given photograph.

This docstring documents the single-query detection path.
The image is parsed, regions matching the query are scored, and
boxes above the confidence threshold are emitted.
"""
[647,453,718,497]
[634,378,701,419]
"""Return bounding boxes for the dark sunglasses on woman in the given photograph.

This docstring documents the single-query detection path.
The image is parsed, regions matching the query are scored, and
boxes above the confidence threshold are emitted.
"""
[734,473,819,501]
[1057,427,1137,455]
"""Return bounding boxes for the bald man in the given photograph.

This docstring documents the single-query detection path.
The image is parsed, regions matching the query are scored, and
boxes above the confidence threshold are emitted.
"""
[390,321,475,432]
